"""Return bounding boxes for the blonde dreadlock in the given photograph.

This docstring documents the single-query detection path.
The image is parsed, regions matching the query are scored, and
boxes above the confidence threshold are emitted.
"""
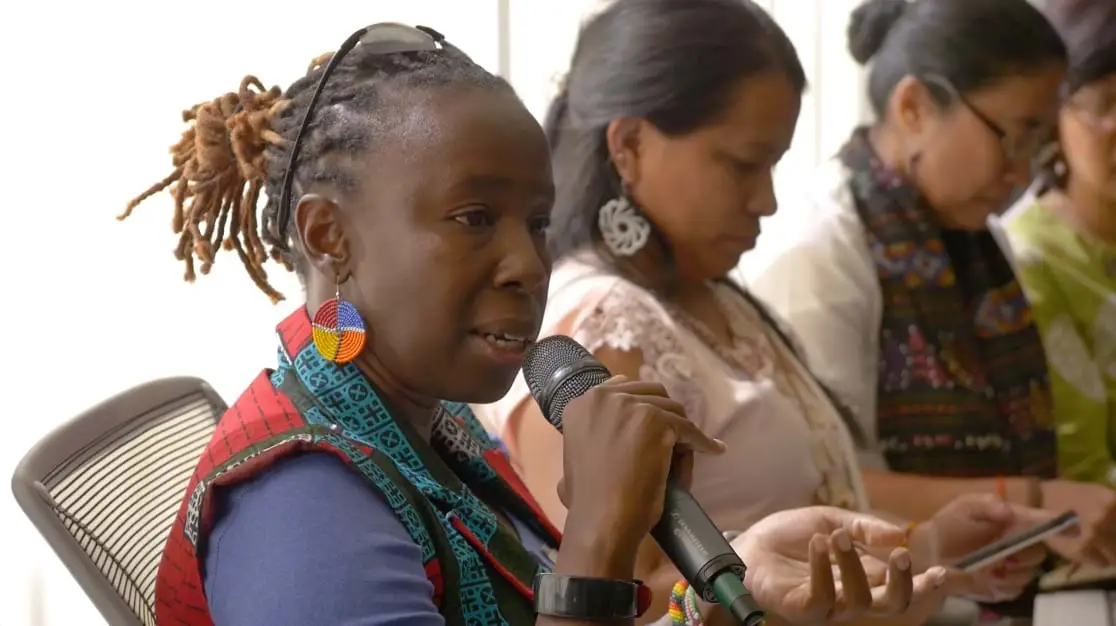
[123,44,510,303]
[120,76,289,302]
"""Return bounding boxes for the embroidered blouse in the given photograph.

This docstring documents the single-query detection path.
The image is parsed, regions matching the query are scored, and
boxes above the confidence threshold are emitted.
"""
[739,157,1056,478]
[476,252,867,534]
[1002,195,1116,485]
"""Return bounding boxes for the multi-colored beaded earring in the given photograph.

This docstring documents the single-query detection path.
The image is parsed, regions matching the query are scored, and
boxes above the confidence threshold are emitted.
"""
[311,280,367,364]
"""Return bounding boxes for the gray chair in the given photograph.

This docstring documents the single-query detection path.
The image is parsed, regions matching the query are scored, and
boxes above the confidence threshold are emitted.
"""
[11,377,225,626]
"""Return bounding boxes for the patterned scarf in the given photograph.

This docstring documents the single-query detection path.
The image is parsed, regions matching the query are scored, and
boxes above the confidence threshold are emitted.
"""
[839,128,1056,478]
[271,309,558,623]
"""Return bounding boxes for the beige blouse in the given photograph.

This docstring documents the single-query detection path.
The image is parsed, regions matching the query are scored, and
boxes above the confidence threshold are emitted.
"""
[475,253,867,533]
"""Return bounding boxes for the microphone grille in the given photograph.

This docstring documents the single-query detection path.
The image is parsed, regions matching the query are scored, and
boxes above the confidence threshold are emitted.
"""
[523,335,590,396]
[522,335,610,428]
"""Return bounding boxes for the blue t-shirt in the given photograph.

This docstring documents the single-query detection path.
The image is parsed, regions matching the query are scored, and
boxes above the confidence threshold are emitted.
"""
[202,453,550,626]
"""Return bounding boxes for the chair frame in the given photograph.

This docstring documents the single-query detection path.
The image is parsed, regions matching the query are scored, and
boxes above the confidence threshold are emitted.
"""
[11,376,225,626]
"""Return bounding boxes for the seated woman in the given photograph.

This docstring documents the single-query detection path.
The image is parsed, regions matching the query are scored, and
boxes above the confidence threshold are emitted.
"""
[122,21,948,626]
[740,0,1116,566]
[475,1,1058,623]
[1002,0,1116,490]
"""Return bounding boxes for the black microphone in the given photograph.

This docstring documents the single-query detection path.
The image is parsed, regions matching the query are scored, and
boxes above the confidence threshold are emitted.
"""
[523,335,765,626]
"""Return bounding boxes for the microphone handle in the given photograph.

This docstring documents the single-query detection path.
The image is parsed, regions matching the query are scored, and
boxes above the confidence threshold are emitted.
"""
[650,478,765,625]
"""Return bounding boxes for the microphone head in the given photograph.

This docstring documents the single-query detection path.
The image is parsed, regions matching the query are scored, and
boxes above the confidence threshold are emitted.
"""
[522,335,611,430]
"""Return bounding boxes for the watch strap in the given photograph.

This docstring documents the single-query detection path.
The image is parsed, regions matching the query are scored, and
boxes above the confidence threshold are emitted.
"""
[533,573,652,619]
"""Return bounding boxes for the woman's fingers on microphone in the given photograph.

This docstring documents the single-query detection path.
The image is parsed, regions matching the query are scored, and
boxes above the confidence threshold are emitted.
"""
[606,378,671,398]
[635,395,688,417]
[663,415,727,454]
[670,451,695,491]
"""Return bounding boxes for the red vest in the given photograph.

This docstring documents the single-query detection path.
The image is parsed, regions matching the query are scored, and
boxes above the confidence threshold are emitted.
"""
[155,310,561,625]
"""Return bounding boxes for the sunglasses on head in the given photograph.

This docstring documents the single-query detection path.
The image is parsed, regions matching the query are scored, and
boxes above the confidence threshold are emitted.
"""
[276,23,450,240]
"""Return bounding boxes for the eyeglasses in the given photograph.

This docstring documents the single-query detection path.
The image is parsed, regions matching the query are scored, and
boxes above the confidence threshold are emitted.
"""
[922,74,1050,165]
[276,23,449,241]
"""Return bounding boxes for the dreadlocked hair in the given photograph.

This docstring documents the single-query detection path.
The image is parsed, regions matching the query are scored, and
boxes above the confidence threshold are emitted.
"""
[121,42,509,303]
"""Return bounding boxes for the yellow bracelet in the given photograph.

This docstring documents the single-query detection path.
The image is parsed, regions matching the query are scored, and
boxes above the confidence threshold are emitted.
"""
[669,579,690,625]
[903,521,919,548]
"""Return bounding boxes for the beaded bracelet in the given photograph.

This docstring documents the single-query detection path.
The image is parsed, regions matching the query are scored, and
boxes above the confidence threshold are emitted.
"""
[668,579,704,626]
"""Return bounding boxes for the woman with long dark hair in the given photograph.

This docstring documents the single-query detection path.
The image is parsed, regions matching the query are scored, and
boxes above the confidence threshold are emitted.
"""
[744,0,1116,573]
[476,1,1059,623]
[124,20,952,626]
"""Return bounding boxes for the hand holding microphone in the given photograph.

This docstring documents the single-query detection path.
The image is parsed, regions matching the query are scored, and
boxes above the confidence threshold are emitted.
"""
[556,374,724,556]
[524,336,765,623]
[524,336,956,625]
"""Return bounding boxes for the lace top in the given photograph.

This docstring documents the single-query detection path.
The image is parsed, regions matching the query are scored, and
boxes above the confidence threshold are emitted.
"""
[476,254,867,532]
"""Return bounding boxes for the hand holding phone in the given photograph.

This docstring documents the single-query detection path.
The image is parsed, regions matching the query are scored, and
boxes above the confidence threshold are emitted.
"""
[955,511,1079,572]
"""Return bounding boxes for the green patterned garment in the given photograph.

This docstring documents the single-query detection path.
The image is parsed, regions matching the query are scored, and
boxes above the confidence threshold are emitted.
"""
[1005,198,1116,485]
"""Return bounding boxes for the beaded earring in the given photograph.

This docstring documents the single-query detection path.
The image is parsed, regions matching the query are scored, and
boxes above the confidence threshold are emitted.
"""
[311,279,367,364]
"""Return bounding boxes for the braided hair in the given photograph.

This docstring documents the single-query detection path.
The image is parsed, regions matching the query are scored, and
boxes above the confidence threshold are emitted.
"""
[121,40,509,302]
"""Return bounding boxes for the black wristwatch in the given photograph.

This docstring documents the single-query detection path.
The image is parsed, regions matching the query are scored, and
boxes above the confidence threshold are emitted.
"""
[533,573,651,620]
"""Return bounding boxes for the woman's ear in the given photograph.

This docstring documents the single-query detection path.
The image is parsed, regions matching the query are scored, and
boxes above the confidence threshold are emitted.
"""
[294,193,350,278]
[605,116,647,187]
[889,75,936,137]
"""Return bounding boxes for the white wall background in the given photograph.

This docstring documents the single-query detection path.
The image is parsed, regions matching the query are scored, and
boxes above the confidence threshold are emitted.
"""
[0,2,867,624]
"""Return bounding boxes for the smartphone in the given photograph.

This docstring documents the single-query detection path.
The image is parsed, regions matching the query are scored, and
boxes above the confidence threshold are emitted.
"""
[955,511,1079,572]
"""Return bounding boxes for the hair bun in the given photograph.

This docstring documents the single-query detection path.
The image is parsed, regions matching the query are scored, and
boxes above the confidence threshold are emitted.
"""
[847,0,909,65]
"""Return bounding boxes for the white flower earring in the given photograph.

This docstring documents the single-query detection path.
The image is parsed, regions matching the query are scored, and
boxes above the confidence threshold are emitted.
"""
[598,183,651,257]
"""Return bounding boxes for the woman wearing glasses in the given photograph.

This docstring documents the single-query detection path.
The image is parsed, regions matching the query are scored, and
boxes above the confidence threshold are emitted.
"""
[478,0,1070,623]
[125,21,953,626]
[1002,0,1116,495]
[741,0,1116,571]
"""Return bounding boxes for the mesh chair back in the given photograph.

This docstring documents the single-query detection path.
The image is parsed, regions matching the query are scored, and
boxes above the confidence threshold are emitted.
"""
[11,377,225,626]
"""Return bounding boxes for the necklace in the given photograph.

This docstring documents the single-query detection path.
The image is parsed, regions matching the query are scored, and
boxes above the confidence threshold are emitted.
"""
[662,282,773,377]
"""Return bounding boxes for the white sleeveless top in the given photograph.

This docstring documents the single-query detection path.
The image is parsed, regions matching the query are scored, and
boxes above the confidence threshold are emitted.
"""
[475,254,868,532]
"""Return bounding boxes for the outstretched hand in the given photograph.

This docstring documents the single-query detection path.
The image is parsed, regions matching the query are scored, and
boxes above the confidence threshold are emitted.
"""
[911,493,1071,602]
[732,507,965,624]
[1041,480,1116,566]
